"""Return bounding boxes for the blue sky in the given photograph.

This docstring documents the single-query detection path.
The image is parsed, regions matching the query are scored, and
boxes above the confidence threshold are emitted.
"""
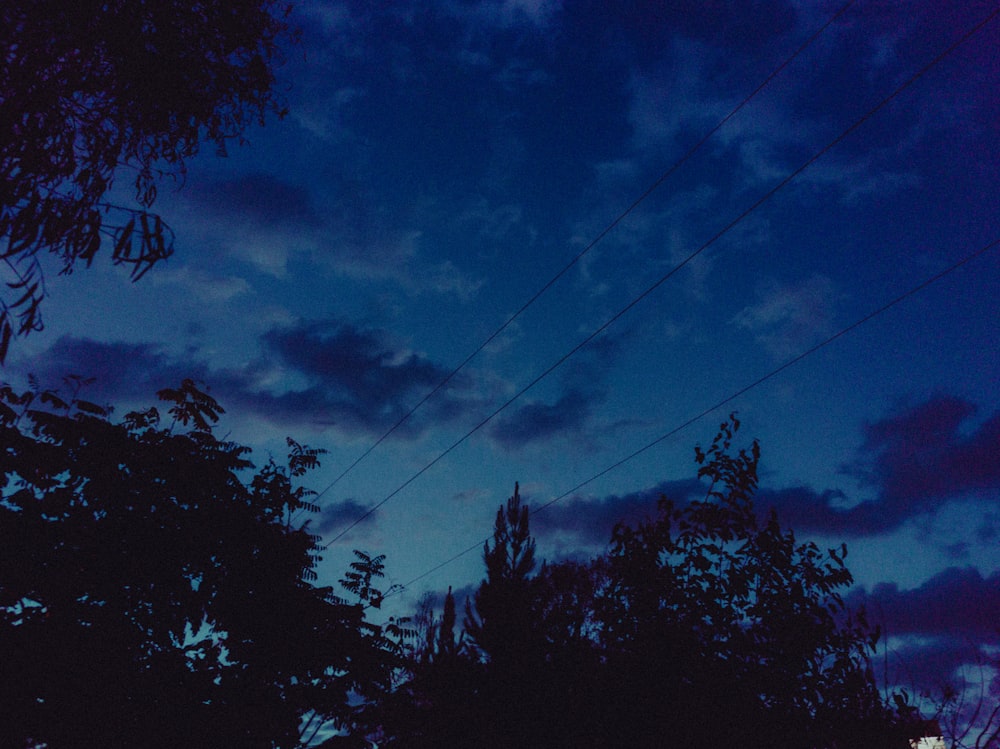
[6,0,1000,696]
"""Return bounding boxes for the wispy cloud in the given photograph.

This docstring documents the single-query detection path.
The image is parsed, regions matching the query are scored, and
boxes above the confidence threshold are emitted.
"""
[150,265,252,303]
[732,274,840,359]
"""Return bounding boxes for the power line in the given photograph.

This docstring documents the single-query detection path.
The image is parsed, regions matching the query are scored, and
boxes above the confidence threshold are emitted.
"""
[388,235,1000,599]
[305,0,857,507]
[322,3,999,550]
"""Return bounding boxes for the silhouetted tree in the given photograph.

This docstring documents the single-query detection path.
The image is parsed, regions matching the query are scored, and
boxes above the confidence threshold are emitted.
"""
[597,415,924,748]
[464,482,537,665]
[378,487,611,747]
[0,0,293,360]
[378,418,928,748]
[0,378,402,748]
[921,660,1000,749]
[370,585,482,748]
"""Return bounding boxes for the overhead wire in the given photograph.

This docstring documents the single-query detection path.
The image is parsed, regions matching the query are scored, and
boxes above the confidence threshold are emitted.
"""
[303,0,858,511]
[322,2,1000,550]
[386,235,1000,600]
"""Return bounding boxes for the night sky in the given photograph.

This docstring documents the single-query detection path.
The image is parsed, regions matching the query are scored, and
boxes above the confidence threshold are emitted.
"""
[6,0,1000,697]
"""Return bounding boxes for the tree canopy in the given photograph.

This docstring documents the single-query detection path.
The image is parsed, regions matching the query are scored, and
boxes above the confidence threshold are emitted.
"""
[0,0,292,360]
[379,417,933,748]
[0,378,402,748]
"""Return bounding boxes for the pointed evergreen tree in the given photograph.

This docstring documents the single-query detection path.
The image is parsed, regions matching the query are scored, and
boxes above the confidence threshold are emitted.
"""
[464,482,536,665]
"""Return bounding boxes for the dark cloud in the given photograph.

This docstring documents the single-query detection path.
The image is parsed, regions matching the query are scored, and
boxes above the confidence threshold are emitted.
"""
[263,320,448,413]
[253,319,483,436]
[884,637,989,694]
[532,395,1000,544]
[852,396,1000,508]
[847,567,1000,642]
[192,172,320,228]
[846,567,1000,691]
[755,397,1000,537]
[488,332,621,449]
[12,321,478,439]
[531,479,702,546]
[311,498,378,536]
[497,394,1000,547]
[489,388,598,449]
[8,337,208,402]
[755,485,889,537]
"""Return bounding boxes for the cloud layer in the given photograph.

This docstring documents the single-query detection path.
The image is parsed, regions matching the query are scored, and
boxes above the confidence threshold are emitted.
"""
[12,320,484,439]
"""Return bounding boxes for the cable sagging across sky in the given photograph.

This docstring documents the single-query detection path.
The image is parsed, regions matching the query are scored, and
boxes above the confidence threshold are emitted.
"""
[305,0,858,507]
[389,234,1000,599]
[322,3,1000,549]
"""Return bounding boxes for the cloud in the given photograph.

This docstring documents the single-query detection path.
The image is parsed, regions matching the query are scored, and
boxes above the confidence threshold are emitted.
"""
[177,170,483,297]
[150,265,252,303]
[528,395,1000,545]
[852,396,1000,508]
[845,567,1000,691]
[450,0,562,29]
[754,397,1000,537]
[625,42,731,159]
[262,321,448,412]
[490,388,598,449]
[13,320,482,439]
[312,499,378,536]
[487,332,622,449]
[452,487,490,504]
[531,479,702,546]
[174,174,321,278]
[9,337,207,403]
[244,319,480,436]
[885,636,994,696]
[732,275,840,359]
[848,567,1000,642]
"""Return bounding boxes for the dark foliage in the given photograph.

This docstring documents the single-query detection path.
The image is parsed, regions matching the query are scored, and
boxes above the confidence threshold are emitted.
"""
[380,417,931,748]
[0,0,292,360]
[0,378,402,748]
[599,416,923,748]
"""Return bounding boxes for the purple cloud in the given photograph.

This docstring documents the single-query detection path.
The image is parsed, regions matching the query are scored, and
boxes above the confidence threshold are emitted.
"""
[11,321,479,438]
[265,320,447,401]
[756,397,1000,537]
[852,396,1000,508]
[847,567,1000,642]
[754,485,889,537]
[846,567,1000,692]
[488,332,622,450]
[8,337,211,403]
[531,479,702,545]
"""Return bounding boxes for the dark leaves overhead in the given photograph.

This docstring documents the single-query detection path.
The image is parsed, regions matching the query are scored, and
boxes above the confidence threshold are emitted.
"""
[0,0,292,360]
